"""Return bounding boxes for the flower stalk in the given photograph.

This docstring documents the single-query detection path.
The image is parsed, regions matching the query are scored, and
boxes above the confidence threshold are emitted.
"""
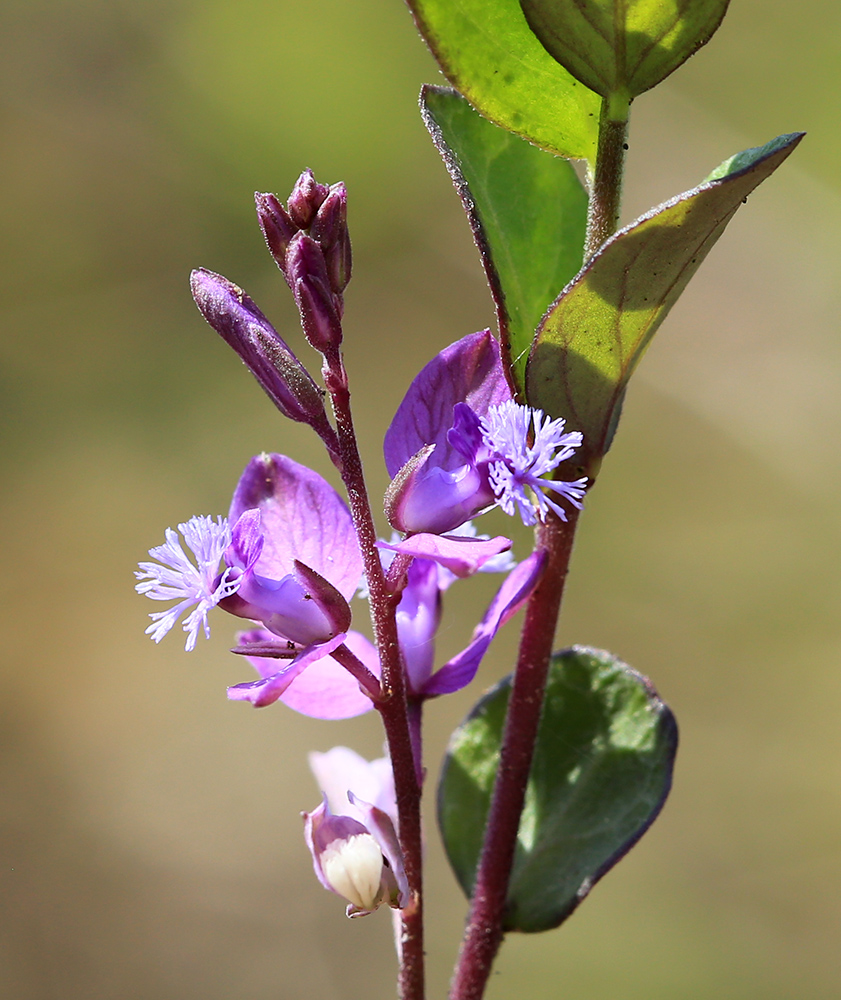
[322,342,426,1000]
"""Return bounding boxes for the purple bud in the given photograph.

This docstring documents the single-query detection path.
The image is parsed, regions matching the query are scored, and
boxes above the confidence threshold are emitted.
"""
[255,192,298,279]
[287,168,329,229]
[295,276,343,352]
[311,183,352,295]
[190,268,327,425]
[287,234,343,351]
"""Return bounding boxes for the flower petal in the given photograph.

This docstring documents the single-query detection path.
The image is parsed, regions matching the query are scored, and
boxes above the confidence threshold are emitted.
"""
[384,331,511,477]
[347,792,410,909]
[227,633,347,707]
[279,631,380,720]
[230,453,361,599]
[309,747,396,822]
[421,550,547,696]
[378,533,512,578]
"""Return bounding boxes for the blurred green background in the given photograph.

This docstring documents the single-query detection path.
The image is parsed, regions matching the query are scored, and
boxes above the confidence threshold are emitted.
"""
[1,0,840,997]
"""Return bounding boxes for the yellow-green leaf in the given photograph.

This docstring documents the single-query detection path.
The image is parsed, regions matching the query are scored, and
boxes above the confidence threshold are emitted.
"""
[421,86,588,394]
[406,0,600,161]
[520,0,731,99]
[526,133,804,468]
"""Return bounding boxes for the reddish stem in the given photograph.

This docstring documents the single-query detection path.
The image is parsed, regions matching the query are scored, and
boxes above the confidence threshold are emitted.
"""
[331,642,385,703]
[449,510,579,1000]
[322,347,425,1000]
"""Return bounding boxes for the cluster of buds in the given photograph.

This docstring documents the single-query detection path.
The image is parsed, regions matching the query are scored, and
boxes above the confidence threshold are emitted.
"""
[256,170,351,352]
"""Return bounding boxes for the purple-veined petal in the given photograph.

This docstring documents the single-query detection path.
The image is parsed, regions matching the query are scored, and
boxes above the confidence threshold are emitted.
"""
[227,633,346,707]
[384,331,511,477]
[227,508,264,570]
[235,630,378,718]
[421,550,547,696]
[309,747,396,824]
[378,533,512,578]
[230,453,361,599]
[394,559,441,693]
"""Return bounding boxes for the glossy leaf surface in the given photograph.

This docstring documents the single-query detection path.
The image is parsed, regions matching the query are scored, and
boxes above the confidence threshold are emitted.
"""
[421,86,588,392]
[406,0,600,161]
[520,0,730,99]
[438,646,677,932]
[527,132,803,468]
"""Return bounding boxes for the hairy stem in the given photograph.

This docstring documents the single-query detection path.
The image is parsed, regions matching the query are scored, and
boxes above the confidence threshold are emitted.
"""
[448,511,579,1000]
[323,347,425,1000]
[585,92,631,259]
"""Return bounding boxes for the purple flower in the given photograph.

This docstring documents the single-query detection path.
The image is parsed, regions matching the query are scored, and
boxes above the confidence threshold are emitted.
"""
[395,548,547,698]
[384,331,588,534]
[137,453,377,713]
[304,747,408,917]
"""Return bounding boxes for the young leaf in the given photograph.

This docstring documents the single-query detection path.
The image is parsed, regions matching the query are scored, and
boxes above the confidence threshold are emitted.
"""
[526,132,804,469]
[421,86,588,393]
[438,646,677,932]
[406,0,600,161]
[520,0,730,99]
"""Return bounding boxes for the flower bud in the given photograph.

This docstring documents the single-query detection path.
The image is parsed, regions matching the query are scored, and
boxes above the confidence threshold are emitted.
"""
[190,269,327,426]
[303,794,408,917]
[287,234,343,351]
[310,183,352,294]
[255,192,297,279]
[287,168,329,229]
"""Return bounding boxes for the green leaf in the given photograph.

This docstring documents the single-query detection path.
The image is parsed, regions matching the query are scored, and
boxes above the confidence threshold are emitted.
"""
[526,132,804,468]
[438,646,677,933]
[421,86,588,393]
[406,0,600,161]
[520,0,730,100]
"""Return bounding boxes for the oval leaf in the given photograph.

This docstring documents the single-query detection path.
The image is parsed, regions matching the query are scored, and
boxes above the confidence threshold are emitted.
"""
[421,86,588,393]
[406,0,600,161]
[520,0,730,99]
[526,132,804,468]
[438,646,677,933]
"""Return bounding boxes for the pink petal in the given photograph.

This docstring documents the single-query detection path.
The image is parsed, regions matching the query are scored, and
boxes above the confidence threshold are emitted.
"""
[230,454,361,599]
[378,533,512,578]
[279,631,380,720]
[422,550,547,696]
[384,331,511,477]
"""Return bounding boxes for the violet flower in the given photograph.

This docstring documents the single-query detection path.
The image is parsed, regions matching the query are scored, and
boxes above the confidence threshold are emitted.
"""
[137,453,379,713]
[304,747,408,918]
[394,548,547,698]
[384,331,588,534]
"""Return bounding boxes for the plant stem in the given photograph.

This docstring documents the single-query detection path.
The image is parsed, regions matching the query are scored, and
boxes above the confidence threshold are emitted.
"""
[323,348,425,1000]
[450,91,629,1000]
[448,510,579,1000]
[584,92,631,260]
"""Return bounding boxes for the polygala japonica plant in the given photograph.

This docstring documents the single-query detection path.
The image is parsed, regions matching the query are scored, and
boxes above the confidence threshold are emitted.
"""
[136,1,801,997]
